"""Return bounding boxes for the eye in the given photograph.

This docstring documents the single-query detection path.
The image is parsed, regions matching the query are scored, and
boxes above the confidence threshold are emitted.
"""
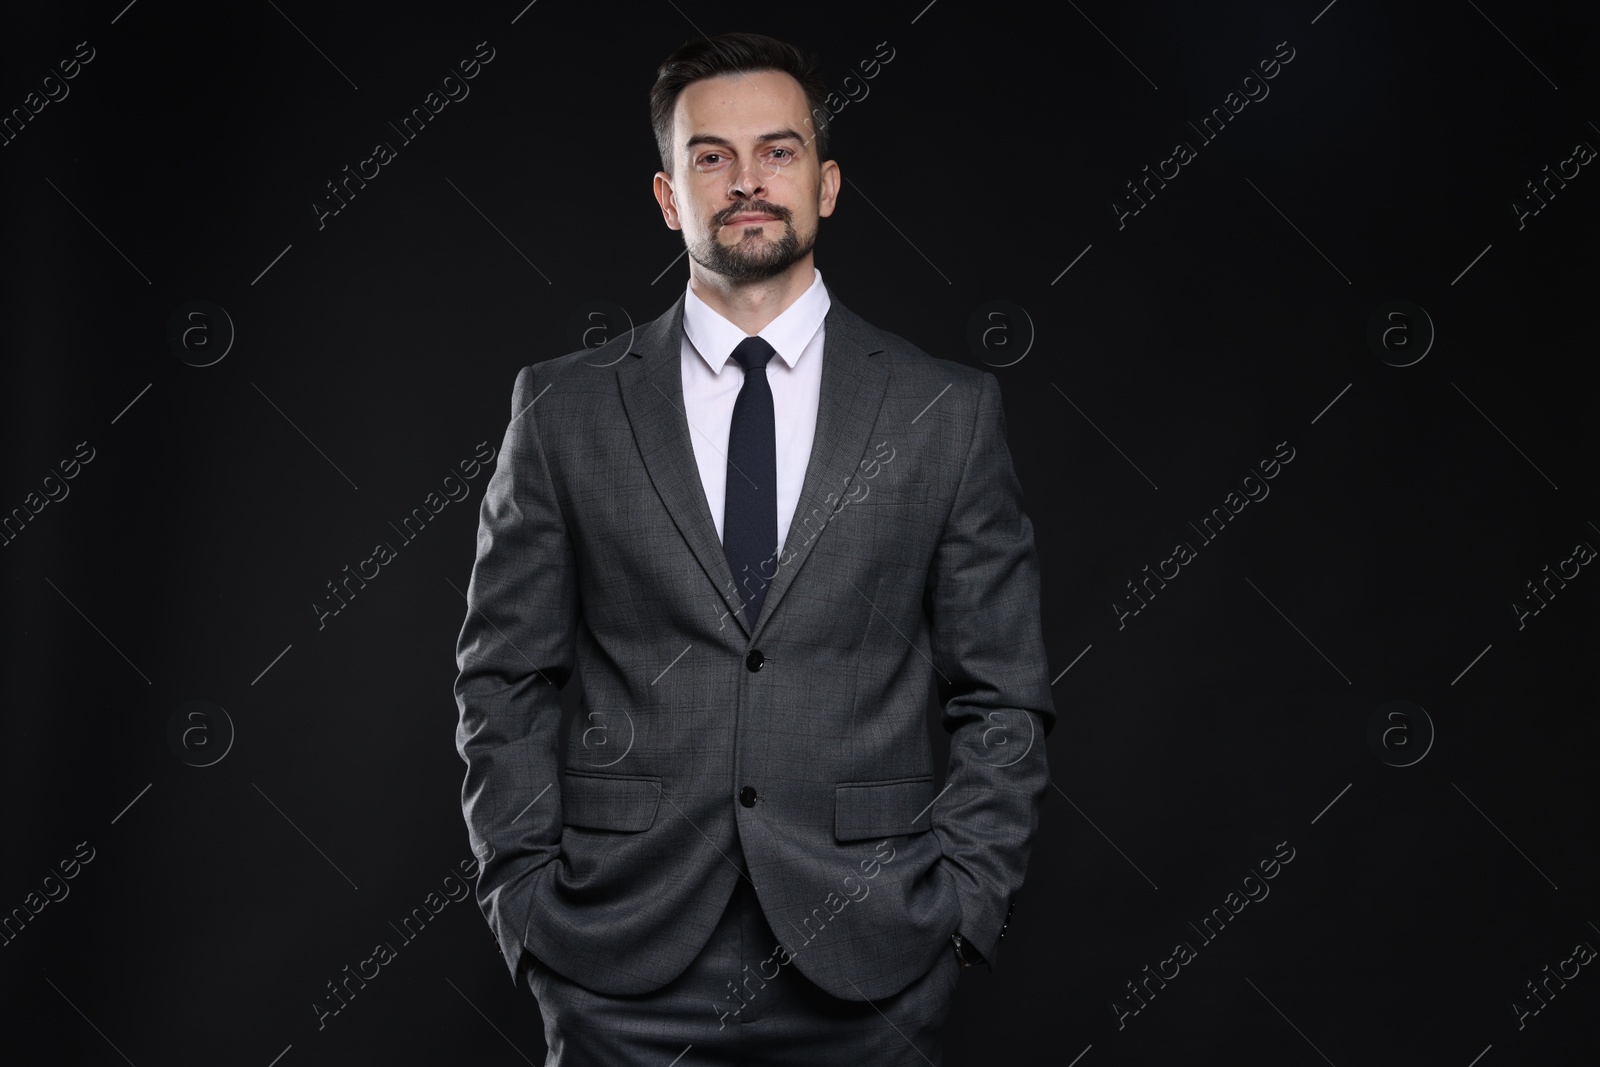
[698,152,724,166]
[769,148,792,160]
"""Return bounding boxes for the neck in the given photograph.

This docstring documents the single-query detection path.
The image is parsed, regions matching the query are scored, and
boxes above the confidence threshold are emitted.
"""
[688,256,815,335]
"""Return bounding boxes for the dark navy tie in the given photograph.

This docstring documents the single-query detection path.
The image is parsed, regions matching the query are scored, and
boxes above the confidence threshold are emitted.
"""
[723,336,778,629]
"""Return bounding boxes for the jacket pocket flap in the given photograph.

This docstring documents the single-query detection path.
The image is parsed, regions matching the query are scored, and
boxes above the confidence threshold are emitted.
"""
[562,772,661,832]
[834,776,936,841]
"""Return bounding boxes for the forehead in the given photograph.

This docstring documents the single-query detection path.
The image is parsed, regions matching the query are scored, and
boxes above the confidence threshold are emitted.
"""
[674,69,810,142]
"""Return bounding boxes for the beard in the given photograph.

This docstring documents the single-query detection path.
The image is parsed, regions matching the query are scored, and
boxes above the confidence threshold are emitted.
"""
[687,204,815,281]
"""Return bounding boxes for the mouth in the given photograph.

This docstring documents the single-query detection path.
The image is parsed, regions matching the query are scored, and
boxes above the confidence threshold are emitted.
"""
[725,213,781,226]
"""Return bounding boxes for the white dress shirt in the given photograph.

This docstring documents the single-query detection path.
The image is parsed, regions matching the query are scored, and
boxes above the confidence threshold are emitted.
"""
[681,267,830,558]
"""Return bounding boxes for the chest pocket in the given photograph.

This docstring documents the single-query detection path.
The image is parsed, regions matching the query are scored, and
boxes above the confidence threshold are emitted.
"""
[845,480,930,507]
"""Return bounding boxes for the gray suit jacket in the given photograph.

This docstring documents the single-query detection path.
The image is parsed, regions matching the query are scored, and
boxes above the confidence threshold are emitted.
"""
[454,289,1056,1001]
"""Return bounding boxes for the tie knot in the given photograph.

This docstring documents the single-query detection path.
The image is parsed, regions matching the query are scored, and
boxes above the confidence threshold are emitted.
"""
[731,335,777,373]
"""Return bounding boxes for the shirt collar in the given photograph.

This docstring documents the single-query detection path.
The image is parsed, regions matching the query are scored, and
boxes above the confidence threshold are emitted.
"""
[683,267,830,374]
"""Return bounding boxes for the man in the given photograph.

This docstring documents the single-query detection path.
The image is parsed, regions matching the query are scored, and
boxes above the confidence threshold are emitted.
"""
[454,30,1055,1064]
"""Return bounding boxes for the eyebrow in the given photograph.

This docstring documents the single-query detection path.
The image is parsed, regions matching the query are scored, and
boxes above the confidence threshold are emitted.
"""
[684,129,806,151]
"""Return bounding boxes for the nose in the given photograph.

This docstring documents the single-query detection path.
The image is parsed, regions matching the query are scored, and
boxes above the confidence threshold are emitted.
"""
[728,157,768,200]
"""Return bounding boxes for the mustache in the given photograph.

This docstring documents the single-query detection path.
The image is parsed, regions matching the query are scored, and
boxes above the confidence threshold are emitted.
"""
[715,202,791,227]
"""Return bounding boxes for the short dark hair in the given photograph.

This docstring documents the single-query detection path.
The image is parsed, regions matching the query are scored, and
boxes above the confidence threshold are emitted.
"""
[650,31,830,172]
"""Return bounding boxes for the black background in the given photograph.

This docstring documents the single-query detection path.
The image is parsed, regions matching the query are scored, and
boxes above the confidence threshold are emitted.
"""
[2,0,1596,1063]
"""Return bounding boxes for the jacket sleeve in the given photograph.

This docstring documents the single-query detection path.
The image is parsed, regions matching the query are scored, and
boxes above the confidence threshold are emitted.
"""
[924,370,1057,967]
[454,363,576,984]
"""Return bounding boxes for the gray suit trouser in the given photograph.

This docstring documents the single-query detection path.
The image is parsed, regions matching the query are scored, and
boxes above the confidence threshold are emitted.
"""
[523,870,963,1065]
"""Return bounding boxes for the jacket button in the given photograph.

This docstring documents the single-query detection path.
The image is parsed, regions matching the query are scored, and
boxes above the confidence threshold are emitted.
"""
[746,649,764,672]
[740,786,758,807]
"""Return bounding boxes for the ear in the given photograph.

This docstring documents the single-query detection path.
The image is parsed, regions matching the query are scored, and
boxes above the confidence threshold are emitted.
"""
[817,158,841,219]
[653,170,682,230]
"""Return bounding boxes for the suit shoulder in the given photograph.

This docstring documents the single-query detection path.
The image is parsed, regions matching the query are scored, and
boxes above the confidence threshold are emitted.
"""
[858,318,984,377]
[531,344,607,378]
[515,340,627,395]
[864,323,991,403]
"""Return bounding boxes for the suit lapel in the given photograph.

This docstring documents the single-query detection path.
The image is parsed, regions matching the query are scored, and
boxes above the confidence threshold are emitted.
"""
[615,289,889,642]
[752,299,888,640]
[615,295,743,631]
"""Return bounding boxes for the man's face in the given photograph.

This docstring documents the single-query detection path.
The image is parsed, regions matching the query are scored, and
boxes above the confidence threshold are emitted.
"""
[654,70,839,281]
